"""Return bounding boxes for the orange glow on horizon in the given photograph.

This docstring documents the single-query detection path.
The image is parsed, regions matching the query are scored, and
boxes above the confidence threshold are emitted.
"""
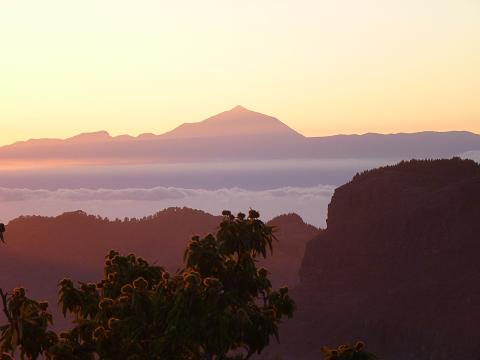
[0,0,479,146]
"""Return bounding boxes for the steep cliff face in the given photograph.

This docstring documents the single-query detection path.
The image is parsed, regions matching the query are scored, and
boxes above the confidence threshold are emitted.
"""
[274,158,480,360]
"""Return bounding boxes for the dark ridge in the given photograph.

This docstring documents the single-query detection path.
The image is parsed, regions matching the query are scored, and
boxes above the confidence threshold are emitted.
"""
[267,158,480,360]
[0,207,319,330]
[350,157,480,184]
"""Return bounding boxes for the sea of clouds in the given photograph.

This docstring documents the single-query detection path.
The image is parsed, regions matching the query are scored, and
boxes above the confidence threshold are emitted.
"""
[0,185,336,227]
[0,158,395,227]
[1,154,477,227]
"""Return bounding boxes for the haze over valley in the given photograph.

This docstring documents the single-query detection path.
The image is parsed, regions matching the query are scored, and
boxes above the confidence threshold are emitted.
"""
[1,106,479,226]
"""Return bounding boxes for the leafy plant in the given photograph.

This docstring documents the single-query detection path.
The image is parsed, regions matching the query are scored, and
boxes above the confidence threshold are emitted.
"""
[1,210,295,359]
[321,341,378,360]
[0,288,57,359]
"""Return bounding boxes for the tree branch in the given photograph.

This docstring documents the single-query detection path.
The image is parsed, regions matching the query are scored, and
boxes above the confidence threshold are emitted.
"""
[0,288,12,323]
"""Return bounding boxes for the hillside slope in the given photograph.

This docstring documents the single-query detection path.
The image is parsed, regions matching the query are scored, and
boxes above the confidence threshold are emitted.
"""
[0,208,319,327]
[269,158,480,359]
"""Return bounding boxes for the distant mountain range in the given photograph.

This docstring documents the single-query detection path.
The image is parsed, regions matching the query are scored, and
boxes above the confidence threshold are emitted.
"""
[2,106,479,163]
[0,208,318,328]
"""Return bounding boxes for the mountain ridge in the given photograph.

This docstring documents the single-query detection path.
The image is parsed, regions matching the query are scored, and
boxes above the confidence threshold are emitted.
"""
[2,105,479,147]
[5,128,480,148]
[0,107,479,162]
[1,106,303,147]
[0,207,319,329]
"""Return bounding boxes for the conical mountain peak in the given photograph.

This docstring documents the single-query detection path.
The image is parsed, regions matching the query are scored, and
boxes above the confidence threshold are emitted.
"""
[230,105,248,112]
[160,106,303,139]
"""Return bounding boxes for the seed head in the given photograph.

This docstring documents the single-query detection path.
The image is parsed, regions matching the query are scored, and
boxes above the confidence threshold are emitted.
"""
[38,301,49,311]
[107,317,121,329]
[133,277,148,290]
[355,341,365,351]
[98,298,114,310]
[203,277,222,289]
[92,326,106,340]
[12,287,25,297]
[258,268,268,277]
[59,278,73,288]
[121,284,133,294]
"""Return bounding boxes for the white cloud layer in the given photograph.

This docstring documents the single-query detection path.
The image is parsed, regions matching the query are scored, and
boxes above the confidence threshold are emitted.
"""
[460,151,480,163]
[0,185,335,227]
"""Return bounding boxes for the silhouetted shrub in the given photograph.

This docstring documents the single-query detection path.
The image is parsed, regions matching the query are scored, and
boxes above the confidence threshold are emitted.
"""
[0,288,57,359]
[0,210,295,359]
[321,341,378,360]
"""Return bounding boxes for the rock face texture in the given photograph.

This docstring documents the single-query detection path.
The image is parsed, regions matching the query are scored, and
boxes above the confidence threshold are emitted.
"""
[272,158,480,360]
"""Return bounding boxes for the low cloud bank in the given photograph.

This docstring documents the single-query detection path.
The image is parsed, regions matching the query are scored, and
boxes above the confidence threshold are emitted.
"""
[460,151,480,163]
[0,185,335,227]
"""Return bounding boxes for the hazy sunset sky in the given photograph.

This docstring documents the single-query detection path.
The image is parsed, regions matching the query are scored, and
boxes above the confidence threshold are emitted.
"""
[1,0,479,146]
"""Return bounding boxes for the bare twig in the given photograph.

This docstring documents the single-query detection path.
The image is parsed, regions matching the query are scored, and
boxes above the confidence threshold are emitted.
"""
[0,223,5,243]
[0,288,12,323]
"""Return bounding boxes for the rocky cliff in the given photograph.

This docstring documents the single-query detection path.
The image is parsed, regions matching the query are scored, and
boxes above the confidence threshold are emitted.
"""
[270,158,480,359]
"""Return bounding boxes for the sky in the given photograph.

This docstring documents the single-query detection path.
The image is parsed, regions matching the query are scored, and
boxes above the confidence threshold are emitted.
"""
[1,0,479,146]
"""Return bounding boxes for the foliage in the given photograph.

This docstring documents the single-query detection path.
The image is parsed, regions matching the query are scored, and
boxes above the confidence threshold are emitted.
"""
[321,341,378,360]
[351,157,480,186]
[1,210,295,359]
[0,288,57,359]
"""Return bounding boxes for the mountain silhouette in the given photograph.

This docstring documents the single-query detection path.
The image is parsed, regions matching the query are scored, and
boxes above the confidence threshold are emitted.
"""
[0,208,318,328]
[267,158,480,359]
[1,107,479,163]
[160,105,304,139]
[67,130,112,142]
